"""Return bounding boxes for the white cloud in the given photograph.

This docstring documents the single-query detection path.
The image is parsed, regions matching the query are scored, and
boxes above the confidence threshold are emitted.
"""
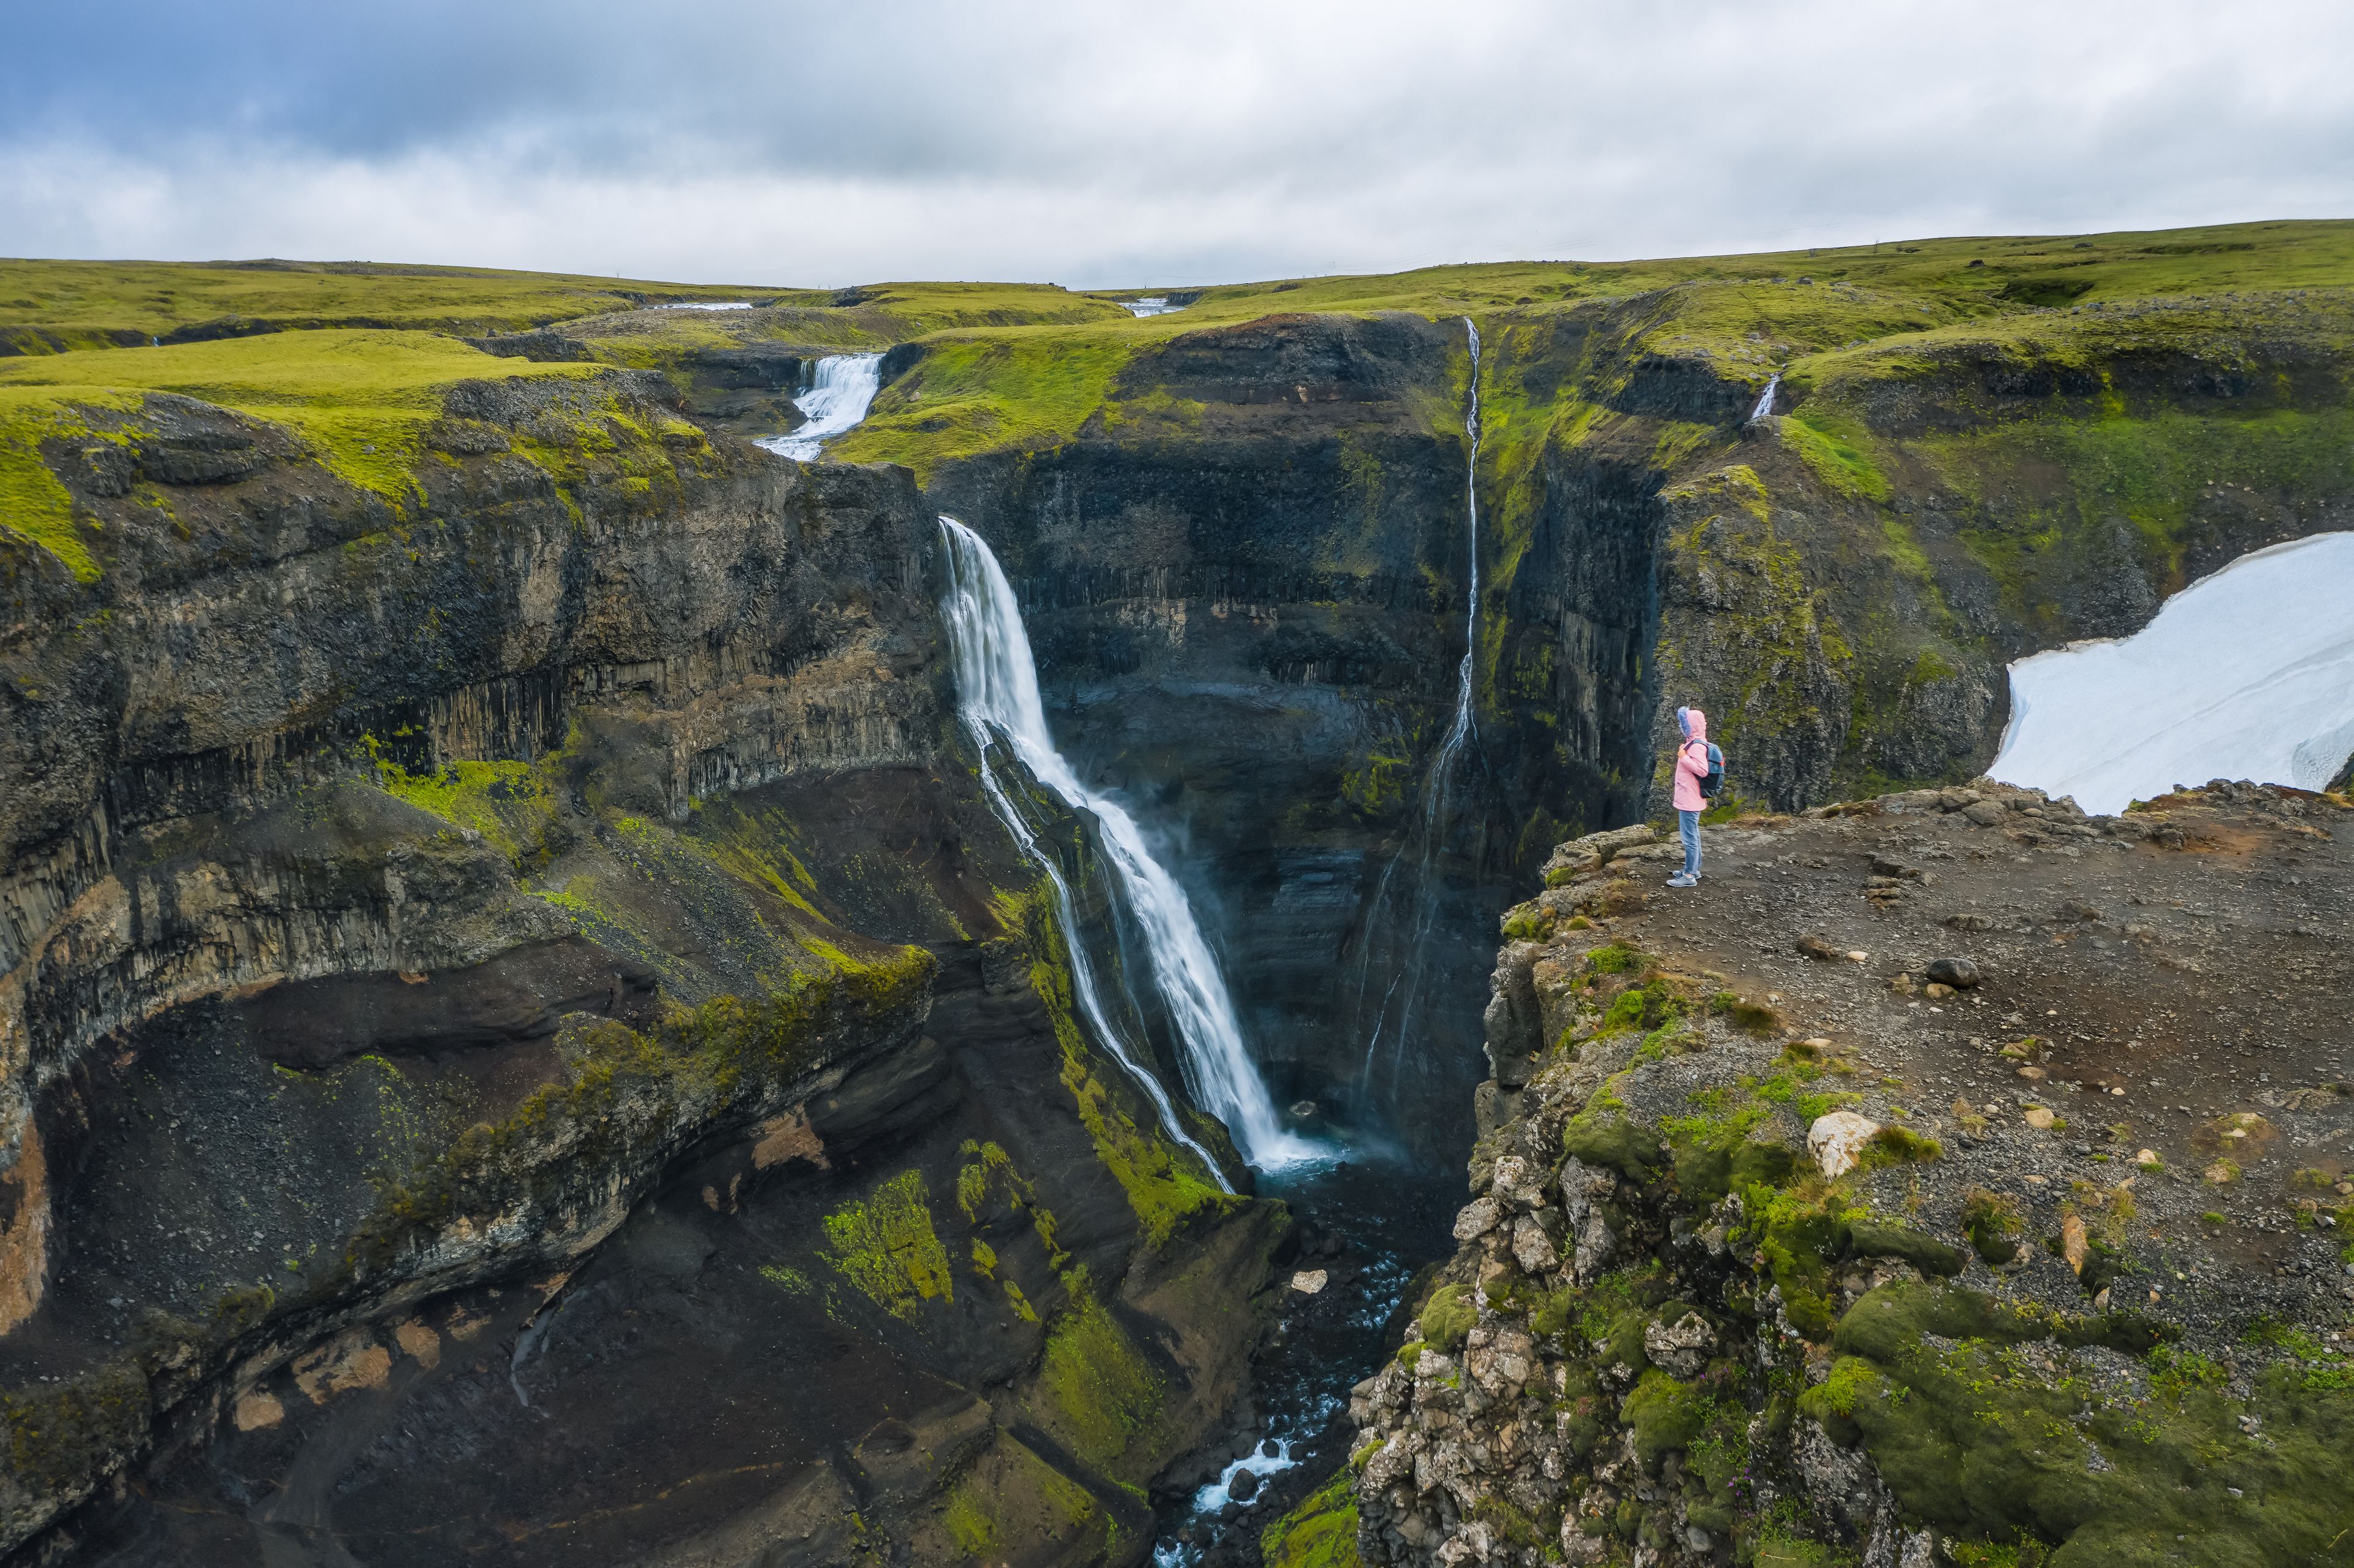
[4,0,2349,286]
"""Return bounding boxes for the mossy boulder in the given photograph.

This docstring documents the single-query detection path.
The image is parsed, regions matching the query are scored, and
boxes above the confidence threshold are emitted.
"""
[1846,1219,1967,1277]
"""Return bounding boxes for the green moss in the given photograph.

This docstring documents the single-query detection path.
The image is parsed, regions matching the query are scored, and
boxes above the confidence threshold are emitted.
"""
[1586,943,1642,975]
[0,330,605,508]
[1418,1283,1477,1352]
[819,1170,955,1322]
[995,883,1234,1242]
[370,750,554,866]
[0,386,124,578]
[1847,1219,1967,1277]
[1623,1369,1717,1466]
[1030,1289,1168,1479]
[1818,1279,2354,1562]
[831,330,1138,478]
[1260,1467,1362,1568]
[942,1431,1104,1558]
[1563,1110,1661,1180]
[1781,412,1892,502]
[1962,1187,2026,1265]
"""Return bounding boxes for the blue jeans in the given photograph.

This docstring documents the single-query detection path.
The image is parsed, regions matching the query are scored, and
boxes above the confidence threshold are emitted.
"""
[1678,810,1701,878]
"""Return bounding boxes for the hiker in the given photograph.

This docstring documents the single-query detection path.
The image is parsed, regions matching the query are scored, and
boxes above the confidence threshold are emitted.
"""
[1669,706,1711,888]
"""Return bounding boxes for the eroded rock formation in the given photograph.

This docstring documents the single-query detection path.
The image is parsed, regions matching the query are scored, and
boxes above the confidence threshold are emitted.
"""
[0,372,1281,1565]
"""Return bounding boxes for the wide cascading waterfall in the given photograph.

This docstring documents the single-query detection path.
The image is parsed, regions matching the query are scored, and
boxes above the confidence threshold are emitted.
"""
[756,351,885,461]
[1351,316,1487,1097]
[938,517,1316,1174]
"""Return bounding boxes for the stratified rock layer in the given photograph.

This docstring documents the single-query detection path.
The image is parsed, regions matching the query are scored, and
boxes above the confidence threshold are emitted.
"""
[0,373,1282,1566]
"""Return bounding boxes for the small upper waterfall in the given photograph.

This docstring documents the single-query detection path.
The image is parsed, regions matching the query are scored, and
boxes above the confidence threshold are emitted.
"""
[939,518,1315,1175]
[1749,372,1780,422]
[756,351,885,462]
[1352,317,1485,1093]
[1121,297,1184,318]
[1433,317,1484,787]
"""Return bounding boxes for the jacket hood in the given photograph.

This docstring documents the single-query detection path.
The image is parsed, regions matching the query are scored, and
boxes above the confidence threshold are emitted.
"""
[1678,707,1707,744]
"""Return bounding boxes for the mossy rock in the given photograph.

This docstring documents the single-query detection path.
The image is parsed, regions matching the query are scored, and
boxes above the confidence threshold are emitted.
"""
[1847,1219,1967,1278]
[1621,1369,1713,1467]
[1676,1136,1796,1204]
[1418,1283,1476,1352]
[1564,1112,1661,1178]
[1259,1467,1361,1568]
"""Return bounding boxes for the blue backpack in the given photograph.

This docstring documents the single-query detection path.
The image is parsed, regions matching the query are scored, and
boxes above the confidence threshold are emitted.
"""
[1696,741,1725,799]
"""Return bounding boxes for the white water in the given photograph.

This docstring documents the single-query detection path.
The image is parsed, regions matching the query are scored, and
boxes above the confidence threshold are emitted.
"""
[1151,1441,1301,1568]
[1353,318,1485,1088]
[755,351,885,462]
[939,519,1317,1174]
[1989,531,2354,815]
[1122,296,1184,318]
[1750,372,1780,421]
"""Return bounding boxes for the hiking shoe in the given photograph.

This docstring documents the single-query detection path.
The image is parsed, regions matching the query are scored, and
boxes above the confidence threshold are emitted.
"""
[1666,872,1697,888]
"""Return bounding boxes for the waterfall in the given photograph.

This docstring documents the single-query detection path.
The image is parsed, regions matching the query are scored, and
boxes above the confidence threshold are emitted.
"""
[938,518,1316,1176]
[1433,317,1484,788]
[756,351,885,461]
[1352,317,1485,1091]
[1749,372,1780,422]
[1121,297,1184,318]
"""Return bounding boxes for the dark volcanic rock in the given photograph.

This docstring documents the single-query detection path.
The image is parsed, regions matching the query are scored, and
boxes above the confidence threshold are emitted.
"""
[0,382,1282,1566]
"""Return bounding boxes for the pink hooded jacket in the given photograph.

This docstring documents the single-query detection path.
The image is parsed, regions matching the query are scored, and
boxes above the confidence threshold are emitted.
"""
[1672,707,1710,812]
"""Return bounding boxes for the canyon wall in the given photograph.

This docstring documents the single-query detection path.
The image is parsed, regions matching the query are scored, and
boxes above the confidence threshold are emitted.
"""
[0,371,1280,1566]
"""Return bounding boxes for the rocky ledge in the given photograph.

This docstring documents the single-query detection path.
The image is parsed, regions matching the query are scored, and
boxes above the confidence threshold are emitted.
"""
[1335,778,2354,1567]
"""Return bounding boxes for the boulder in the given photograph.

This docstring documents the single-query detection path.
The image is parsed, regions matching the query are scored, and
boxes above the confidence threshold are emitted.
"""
[1642,1311,1717,1377]
[1453,1195,1503,1242]
[1511,1214,1560,1274]
[1922,953,1980,983]
[1807,1111,1882,1177]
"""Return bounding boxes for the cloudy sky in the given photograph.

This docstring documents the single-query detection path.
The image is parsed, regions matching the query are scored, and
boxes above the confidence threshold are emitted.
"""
[7,0,2350,289]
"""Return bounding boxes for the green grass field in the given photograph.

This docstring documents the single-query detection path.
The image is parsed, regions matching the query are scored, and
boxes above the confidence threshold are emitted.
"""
[7,219,2352,576]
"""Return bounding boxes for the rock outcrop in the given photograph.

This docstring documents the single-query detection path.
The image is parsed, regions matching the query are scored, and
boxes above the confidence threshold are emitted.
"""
[1346,780,2354,1566]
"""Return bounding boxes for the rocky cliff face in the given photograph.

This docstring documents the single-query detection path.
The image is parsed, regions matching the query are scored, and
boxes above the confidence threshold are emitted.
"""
[0,368,1282,1566]
[920,312,1517,1144]
[893,282,2354,1154]
[1339,782,2354,1567]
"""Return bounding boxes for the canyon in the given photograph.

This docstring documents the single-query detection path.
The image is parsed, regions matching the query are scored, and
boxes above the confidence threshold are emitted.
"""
[0,224,2350,1566]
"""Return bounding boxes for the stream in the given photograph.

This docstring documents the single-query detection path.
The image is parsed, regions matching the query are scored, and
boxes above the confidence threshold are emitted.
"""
[1151,1153,1458,1566]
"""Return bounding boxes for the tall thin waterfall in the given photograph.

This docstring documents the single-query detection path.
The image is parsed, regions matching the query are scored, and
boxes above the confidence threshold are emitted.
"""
[1749,372,1780,422]
[1354,317,1486,1091]
[938,518,1314,1175]
[756,352,885,461]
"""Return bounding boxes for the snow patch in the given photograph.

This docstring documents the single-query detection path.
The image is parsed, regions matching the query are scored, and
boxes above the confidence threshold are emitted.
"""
[1989,531,2354,814]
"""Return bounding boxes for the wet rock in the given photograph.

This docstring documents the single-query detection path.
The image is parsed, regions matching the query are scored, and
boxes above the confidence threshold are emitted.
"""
[1227,1466,1259,1502]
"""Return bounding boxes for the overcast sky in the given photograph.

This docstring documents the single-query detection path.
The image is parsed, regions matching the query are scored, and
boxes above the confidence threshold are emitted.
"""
[6,0,2350,289]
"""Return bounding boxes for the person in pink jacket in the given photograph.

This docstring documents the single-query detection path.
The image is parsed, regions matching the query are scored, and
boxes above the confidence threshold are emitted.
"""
[1669,706,1710,888]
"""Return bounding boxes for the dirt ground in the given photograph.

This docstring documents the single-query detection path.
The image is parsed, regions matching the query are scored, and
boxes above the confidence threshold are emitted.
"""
[1595,777,2354,1330]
